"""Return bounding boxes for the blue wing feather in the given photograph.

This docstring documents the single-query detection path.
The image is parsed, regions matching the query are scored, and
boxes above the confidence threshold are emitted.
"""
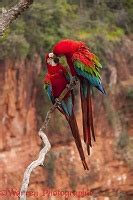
[44,84,54,103]
[61,95,72,116]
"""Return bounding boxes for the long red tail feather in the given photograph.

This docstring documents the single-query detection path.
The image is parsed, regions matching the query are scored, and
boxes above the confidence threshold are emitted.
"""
[80,82,96,155]
[80,83,91,155]
[57,106,89,170]
[87,85,95,142]
[68,111,89,170]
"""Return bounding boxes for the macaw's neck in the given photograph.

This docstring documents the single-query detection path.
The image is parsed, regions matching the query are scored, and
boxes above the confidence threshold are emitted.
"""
[66,56,76,76]
[47,64,59,75]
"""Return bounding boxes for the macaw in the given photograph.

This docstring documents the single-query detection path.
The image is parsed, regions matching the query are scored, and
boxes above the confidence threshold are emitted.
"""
[44,53,89,170]
[52,39,106,155]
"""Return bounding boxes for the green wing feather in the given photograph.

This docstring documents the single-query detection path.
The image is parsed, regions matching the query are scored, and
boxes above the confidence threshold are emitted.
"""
[72,49,102,80]
[74,59,101,78]
[73,58,106,94]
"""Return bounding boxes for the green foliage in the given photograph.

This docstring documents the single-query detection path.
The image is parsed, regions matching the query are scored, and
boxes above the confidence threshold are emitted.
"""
[126,88,133,100]
[0,33,29,59]
[23,0,76,54]
[0,0,77,59]
[0,18,29,59]
[0,0,132,60]
[0,0,17,8]
[107,27,124,41]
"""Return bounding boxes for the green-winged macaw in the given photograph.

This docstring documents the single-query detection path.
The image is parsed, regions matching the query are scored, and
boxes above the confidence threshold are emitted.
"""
[52,39,106,155]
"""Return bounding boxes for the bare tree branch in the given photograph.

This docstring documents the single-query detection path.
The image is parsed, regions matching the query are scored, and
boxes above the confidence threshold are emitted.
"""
[19,77,78,200]
[0,0,34,36]
[19,131,51,200]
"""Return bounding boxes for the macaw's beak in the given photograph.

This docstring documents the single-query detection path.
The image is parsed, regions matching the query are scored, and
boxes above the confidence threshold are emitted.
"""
[53,55,59,64]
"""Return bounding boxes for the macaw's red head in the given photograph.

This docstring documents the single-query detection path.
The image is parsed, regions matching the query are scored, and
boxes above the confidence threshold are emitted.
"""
[53,39,83,57]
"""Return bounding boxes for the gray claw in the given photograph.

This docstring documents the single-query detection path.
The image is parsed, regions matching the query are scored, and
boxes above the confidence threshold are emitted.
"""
[55,98,61,105]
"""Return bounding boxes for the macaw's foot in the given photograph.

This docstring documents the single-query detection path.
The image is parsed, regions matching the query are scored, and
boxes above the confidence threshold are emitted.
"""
[55,98,61,105]
[71,76,78,85]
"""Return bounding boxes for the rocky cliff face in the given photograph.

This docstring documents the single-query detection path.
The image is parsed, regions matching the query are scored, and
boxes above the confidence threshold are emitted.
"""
[0,55,44,199]
[0,37,133,200]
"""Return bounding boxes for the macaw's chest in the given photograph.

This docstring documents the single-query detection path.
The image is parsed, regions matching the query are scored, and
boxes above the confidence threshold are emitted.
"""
[50,73,68,98]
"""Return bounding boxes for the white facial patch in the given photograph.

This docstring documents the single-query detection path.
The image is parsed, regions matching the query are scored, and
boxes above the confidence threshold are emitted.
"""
[48,52,54,58]
[47,57,57,66]
[47,52,57,66]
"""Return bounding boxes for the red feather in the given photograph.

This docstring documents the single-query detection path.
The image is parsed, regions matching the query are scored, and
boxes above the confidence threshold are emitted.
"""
[72,46,95,67]
[53,39,83,56]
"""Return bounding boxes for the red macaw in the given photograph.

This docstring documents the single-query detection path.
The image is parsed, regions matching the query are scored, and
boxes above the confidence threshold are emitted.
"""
[52,39,106,155]
[44,53,89,170]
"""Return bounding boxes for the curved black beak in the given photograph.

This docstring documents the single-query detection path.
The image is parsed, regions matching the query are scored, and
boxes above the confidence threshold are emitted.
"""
[53,55,59,64]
